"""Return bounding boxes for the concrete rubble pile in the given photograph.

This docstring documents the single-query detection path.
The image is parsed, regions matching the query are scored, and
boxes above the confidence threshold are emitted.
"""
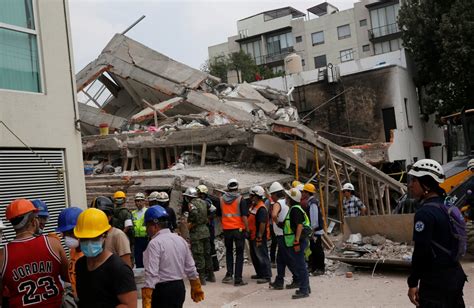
[337,233,413,262]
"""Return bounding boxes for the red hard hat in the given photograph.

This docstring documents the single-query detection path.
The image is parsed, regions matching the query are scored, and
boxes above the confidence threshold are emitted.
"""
[6,199,38,220]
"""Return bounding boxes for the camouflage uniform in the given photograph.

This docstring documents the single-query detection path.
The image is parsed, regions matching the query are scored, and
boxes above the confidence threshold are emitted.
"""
[188,197,214,284]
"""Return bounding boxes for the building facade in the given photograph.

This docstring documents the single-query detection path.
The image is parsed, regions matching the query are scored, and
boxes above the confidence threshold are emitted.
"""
[208,0,403,74]
[0,0,86,238]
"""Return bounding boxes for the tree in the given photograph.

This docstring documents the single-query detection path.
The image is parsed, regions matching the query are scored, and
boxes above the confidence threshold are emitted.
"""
[398,0,474,117]
[202,51,260,84]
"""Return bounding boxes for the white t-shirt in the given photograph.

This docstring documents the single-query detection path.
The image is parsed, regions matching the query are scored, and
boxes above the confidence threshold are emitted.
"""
[273,198,289,236]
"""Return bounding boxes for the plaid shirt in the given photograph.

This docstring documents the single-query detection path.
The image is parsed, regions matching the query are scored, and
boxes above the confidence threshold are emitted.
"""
[343,195,366,217]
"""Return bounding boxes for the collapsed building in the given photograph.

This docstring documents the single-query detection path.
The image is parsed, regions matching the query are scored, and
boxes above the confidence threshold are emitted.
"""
[76,34,406,235]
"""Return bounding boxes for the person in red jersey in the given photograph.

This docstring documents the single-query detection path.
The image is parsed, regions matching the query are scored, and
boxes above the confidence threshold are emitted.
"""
[0,199,69,308]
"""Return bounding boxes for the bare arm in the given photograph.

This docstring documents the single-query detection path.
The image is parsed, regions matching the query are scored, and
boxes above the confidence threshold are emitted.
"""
[295,224,303,243]
[116,290,137,308]
[271,202,281,223]
[48,236,70,282]
[242,216,249,232]
[120,254,132,268]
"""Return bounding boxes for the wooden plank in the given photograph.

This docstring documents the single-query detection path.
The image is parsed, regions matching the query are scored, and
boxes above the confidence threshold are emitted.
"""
[314,147,327,231]
[325,145,342,190]
[376,181,385,215]
[174,146,179,162]
[363,174,370,216]
[338,191,344,230]
[370,178,378,215]
[158,148,165,170]
[324,152,330,220]
[138,149,144,170]
[122,158,128,172]
[150,148,156,170]
[130,157,136,171]
[293,139,299,181]
[358,172,365,205]
[342,161,351,183]
[385,185,391,214]
[200,143,207,167]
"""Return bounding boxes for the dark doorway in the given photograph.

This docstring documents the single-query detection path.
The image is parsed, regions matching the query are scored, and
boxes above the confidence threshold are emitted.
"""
[382,107,397,142]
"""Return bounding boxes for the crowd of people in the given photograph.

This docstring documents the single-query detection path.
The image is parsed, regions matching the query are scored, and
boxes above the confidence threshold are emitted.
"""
[0,157,470,307]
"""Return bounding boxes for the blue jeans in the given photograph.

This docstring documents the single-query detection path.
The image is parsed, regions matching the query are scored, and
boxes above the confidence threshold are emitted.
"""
[275,236,298,285]
[249,239,272,279]
[289,239,309,294]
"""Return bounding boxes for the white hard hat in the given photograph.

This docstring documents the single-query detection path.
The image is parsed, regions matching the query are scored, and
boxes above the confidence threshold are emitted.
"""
[285,188,301,203]
[268,182,284,194]
[408,159,445,183]
[148,191,160,201]
[342,183,355,191]
[227,178,239,189]
[196,185,209,194]
[468,158,474,171]
[183,187,197,198]
[157,192,169,202]
[249,186,265,198]
[134,192,146,200]
[296,184,304,192]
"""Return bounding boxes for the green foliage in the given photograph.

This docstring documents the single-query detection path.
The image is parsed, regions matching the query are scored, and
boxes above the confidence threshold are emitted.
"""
[398,0,474,116]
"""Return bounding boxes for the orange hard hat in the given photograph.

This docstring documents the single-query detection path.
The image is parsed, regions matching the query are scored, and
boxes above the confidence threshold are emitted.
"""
[6,199,38,220]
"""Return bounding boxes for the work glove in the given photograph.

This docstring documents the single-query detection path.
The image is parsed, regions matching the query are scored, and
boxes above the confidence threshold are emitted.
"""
[293,240,300,252]
[141,287,153,308]
[190,279,205,303]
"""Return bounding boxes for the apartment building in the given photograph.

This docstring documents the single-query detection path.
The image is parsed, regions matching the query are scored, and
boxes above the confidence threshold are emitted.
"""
[0,0,86,238]
[208,0,403,73]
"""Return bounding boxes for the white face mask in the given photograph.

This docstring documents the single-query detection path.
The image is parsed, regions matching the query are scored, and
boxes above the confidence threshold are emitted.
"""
[65,236,79,249]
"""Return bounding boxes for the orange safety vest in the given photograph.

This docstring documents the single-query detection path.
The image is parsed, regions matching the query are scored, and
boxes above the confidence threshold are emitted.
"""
[248,200,270,240]
[220,195,245,230]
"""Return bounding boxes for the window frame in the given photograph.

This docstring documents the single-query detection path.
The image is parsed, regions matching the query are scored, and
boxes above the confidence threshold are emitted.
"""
[311,31,324,46]
[314,54,327,69]
[339,48,354,62]
[295,35,302,43]
[362,44,370,52]
[337,24,351,40]
[359,19,367,27]
[0,0,44,94]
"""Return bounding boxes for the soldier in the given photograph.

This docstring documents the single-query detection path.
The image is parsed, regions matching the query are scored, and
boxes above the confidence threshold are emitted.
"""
[184,187,214,285]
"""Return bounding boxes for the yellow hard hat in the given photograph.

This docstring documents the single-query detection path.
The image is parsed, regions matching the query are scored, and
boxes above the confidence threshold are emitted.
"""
[291,180,301,188]
[303,183,316,193]
[74,208,111,239]
[113,191,126,199]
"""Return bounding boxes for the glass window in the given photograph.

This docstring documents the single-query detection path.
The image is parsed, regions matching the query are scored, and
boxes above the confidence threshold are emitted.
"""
[266,32,293,56]
[240,40,262,65]
[337,24,351,39]
[295,36,302,43]
[311,31,324,45]
[359,19,367,27]
[362,44,370,52]
[339,49,354,62]
[0,0,41,93]
[370,4,400,38]
[314,55,327,69]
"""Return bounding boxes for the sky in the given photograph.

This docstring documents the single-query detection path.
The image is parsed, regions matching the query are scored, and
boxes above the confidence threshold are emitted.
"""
[68,0,358,72]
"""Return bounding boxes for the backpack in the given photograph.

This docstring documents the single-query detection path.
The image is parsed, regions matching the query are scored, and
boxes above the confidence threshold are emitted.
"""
[426,197,467,262]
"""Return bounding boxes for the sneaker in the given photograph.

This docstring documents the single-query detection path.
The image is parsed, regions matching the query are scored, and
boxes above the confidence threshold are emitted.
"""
[295,288,312,294]
[256,278,271,284]
[312,270,325,276]
[292,293,309,299]
[234,280,248,287]
[251,274,261,279]
[269,281,284,290]
[285,281,299,289]
[206,273,216,283]
[222,273,233,284]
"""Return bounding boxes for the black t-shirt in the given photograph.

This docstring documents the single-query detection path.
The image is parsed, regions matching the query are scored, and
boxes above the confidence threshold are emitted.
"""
[76,254,136,308]
[289,206,305,232]
[254,207,268,239]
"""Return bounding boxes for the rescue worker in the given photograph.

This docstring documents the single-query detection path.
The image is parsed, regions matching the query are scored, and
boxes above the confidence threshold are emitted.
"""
[184,187,214,285]
[342,183,367,217]
[74,208,137,307]
[56,206,84,301]
[301,183,325,276]
[148,191,178,232]
[292,180,301,188]
[142,205,204,308]
[467,158,474,172]
[31,199,49,234]
[407,159,467,307]
[112,190,133,234]
[248,186,272,284]
[196,184,219,278]
[0,199,69,307]
[268,182,299,290]
[92,196,132,268]
[132,192,148,268]
[284,188,311,299]
[220,178,249,286]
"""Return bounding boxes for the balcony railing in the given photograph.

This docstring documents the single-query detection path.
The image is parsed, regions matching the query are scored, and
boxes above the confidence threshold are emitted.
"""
[253,47,295,65]
[368,23,400,39]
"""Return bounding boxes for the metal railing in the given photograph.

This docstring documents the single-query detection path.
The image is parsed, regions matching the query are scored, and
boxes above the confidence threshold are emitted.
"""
[253,47,295,65]
[368,23,400,39]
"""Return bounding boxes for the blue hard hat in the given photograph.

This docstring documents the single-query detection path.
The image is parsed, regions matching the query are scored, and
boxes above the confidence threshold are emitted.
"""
[56,207,83,233]
[144,205,168,223]
[32,199,49,217]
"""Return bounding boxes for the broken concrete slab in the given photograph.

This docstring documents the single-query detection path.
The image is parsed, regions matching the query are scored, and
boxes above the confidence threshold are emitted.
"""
[224,82,278,114]
[79,103,128,133]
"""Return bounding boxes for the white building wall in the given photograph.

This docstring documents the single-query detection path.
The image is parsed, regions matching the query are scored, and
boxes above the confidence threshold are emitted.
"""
[0,0,87,207]
[237,14,293,37]
[208,42,229,60]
